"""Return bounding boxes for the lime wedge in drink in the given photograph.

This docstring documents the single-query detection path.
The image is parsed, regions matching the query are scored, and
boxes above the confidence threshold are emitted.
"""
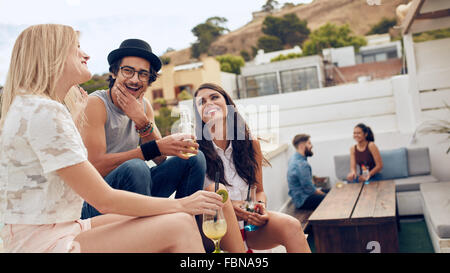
[216,189,228,203]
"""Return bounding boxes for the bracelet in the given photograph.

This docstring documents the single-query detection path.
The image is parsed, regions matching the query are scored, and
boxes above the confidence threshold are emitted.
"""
[135,121,152,133]
[140,140,161,161]
[135,122,154,138]
[138,126,154,138]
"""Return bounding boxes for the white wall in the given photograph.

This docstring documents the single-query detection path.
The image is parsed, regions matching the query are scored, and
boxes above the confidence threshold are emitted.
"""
[262,146,290,211]
[322,46,356,67]
[220,71,238,99]
[235,78,399,143]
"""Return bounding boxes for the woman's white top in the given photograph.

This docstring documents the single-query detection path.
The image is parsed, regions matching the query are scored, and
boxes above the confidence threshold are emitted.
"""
[203,141,249,201]
[0,95,87,225]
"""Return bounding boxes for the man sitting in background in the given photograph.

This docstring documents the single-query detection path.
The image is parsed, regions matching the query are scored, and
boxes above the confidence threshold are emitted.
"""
[287,134,328,210]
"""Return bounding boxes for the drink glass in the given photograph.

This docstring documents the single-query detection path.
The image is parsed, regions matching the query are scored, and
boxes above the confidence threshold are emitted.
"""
[243,185,259,232]
[361,164,370,184]
[179,110,197,157]
[202,208,227,253]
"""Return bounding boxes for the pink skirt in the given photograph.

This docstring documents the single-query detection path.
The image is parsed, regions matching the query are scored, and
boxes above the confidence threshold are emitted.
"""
[0,219,91,253]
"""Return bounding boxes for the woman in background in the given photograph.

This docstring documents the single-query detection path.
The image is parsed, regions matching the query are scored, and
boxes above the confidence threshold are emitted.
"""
[346,123,383,182]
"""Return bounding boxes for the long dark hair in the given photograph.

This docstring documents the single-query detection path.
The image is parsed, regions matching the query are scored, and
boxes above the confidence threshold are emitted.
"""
[356,123,375,142]
[193,83,259,187]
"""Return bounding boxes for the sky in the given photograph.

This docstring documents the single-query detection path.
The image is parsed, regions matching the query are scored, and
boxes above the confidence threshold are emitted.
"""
[0,0,313,85]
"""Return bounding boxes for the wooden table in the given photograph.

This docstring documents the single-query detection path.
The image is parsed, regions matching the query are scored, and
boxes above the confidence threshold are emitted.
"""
[309,180,399,253]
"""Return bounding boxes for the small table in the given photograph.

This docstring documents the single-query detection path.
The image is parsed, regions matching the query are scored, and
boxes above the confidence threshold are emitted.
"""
[309,180,399,253]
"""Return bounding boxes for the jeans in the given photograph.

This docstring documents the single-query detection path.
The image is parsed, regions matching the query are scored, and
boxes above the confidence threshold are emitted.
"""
[300,188,330,210]
[81,151,206,219]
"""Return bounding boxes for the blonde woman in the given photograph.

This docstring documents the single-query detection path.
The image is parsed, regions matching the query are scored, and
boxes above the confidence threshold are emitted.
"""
[0,24,223,253]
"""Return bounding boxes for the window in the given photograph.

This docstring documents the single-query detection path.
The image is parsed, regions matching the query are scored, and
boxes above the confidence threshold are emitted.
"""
[363,55,375,63]
[362,49,398,63]
[375,53,387,62]
[387,50,398,59]
[280,66,319,93]
[244,73,278,98]
[175,84,193,98]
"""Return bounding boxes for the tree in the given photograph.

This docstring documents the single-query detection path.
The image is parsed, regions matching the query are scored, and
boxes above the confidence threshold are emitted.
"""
[262,0,279,13]
[413,27,450,43]
[191,17,229,58]
[177,90,193,101]
[216,54,245,74]
[154,98,178,137]
[160,56,171,65]
[80,74,109,94]
[258,13,310,52]
[302,23,367,56]
[366,17,397,35]
[271,52,303,62]
[240,50,251,61]
[257,35,283,52]
[282,2,295,9]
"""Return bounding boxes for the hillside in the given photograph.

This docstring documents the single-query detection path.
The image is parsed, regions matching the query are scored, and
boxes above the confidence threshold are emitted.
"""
[164,0,407,65]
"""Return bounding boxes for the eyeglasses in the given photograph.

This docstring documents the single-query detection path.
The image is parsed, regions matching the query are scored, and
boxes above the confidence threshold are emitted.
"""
[120,66,151,82]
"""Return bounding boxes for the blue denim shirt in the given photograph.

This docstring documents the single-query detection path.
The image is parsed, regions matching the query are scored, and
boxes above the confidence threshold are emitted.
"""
[287,153,317,208]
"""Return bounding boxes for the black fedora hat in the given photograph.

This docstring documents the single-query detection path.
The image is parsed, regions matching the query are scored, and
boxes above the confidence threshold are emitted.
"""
[107,39,162,72]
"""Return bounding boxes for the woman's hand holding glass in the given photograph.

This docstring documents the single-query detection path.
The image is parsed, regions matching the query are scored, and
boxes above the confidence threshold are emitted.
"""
[231,200,268,227]
[179,190,224,216]
[247,203,269,227]
[231,200,251,221]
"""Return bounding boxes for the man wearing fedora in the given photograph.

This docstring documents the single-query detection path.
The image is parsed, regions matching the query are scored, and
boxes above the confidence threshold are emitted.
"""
[80,39,207,219]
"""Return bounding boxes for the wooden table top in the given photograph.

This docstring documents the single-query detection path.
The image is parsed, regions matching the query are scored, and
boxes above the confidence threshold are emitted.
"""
[309,180,396,224]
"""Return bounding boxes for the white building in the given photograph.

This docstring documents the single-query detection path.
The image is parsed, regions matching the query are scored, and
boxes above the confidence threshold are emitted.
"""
[239,54,324,98]
[322,33,402,67]
[322,46,356,67]
[252,46,303,65]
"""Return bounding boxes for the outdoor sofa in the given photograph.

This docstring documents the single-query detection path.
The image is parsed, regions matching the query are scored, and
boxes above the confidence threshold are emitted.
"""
[334,147,438,216]
[420,181,450,253]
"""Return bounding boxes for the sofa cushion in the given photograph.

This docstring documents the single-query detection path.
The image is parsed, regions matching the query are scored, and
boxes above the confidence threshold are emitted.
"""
[420,182,450,238]
[394,175,439,192]
[378,148,409,180]
[334,154,350,181]
[407,147,431,176]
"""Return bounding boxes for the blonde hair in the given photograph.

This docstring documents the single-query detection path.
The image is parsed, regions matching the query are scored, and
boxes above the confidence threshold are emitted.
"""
[0,24,79,128]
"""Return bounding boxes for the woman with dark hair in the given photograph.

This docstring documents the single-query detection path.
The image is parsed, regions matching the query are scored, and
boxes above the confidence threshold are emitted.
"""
[346,123,383,182]
[194,83,311,253]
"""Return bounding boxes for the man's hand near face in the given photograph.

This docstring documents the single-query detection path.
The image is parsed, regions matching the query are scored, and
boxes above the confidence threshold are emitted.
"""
[113,81,149,128]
